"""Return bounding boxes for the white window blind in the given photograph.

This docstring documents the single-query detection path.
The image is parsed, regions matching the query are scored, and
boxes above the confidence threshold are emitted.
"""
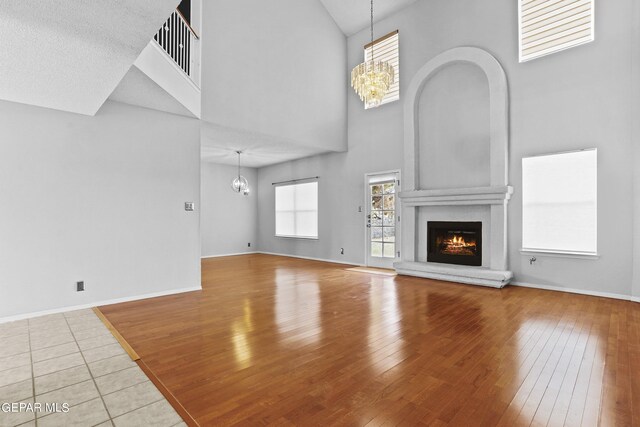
[364,30,399,108]
[522,149,597,255]
[275,181,318,239]
[519,0,594,62]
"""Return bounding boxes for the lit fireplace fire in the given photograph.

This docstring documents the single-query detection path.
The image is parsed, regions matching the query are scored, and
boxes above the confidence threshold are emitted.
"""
[440,234,477,256]
[428,221,482,266]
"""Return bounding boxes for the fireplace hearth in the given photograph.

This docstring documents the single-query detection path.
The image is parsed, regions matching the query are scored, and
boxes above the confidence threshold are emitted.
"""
[428,221,482,266]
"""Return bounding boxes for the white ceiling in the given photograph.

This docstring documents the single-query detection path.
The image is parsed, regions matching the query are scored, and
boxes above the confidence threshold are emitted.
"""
[201,122,331,168]
[108,65,195,118]
[0,0,179,115]
[319,0,418,36]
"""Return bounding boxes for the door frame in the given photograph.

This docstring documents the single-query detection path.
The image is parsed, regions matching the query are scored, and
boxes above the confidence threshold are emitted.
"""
[364,170,401,269]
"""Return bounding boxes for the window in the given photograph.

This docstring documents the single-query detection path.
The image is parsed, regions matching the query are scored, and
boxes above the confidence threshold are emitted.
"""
[522,149,597,255]
[275,181,318,239]
[519,0,594,62]
[364,30,399,108]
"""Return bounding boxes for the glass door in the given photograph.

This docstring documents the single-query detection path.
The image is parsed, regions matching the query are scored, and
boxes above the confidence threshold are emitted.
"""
[366,172,399,269]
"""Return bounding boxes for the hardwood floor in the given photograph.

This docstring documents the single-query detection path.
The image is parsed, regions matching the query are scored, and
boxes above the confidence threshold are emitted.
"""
[99,254,640,426]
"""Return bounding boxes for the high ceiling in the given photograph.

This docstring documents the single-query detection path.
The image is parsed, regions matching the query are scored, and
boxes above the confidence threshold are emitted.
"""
[0,0,179,115]
[319,0,418,36]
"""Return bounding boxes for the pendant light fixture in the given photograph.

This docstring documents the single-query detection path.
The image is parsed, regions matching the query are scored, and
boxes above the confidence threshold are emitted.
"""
[351,0,395,108]
[231,151,250,196]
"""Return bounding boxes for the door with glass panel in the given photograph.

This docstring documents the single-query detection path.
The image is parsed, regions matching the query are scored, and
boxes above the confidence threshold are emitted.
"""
[366,172,399,269]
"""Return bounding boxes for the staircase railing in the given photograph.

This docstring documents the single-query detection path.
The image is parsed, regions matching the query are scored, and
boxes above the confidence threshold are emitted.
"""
[153,9,200,86]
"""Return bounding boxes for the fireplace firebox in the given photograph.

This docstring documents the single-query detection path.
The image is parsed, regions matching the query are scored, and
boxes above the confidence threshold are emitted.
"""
[427,221,482,266]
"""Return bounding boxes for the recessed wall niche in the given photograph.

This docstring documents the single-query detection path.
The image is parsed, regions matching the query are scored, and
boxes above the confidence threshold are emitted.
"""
[418,62,490,190]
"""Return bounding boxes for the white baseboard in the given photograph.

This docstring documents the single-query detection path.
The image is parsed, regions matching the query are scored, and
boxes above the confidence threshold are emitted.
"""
[510,281,632,302]
[245,254,639,304]
[201,252,257,259]
[0,286,202,325]
[257,251,358,266]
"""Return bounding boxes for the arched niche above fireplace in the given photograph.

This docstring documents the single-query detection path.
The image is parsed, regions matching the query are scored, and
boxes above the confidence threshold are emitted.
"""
[418,62,490,190]
[403,47,509,191]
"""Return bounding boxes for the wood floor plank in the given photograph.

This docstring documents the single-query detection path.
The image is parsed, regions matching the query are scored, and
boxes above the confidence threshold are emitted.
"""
[98,254,639,426]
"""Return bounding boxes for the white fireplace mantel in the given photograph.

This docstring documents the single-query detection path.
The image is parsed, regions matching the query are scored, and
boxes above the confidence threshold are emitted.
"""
[399,186,513,207]
[395,47,513,288]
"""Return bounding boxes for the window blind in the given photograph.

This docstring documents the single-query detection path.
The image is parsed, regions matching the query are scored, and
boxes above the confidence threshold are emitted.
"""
[522,149,597,254]
[364,30,399,108]
[519,0,594,62]
[275,181,318,239]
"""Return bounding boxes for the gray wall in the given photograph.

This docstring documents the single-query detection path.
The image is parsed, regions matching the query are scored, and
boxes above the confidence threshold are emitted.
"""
[201,162,258,257]
[0,100,201,319]
[634,0,640,300]
[418,62,490,190]
[201,0,348,153]
[258,0,638,297]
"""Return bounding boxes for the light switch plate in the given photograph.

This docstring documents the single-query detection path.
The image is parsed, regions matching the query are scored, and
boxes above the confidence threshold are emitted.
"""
[185,202,195,211]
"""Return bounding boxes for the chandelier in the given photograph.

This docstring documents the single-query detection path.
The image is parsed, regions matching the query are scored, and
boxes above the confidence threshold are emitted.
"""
[231,151,250,196]
[351,0,395,108]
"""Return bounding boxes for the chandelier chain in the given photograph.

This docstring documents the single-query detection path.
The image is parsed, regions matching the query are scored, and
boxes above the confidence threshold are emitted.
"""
[370,0,374,61]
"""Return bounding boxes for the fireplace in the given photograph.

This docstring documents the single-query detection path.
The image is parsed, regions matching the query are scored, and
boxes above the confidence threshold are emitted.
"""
[427,221,482,266]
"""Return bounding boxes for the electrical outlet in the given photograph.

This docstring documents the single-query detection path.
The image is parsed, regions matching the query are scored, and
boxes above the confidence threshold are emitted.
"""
[340,248,344,255]
[76,281,85,292]
[248,242,251,247]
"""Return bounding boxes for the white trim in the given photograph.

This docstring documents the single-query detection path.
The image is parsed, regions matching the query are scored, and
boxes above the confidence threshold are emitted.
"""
[201,252,257,259]
[399,186,513,207]
[0,286,202,325]
[148,41,200,91]
[520,250,600,260]
[134,41,201,118]
[227,253,640,304]
[257,251,357,266]
[523,147,597,159]
[510,281,631,302]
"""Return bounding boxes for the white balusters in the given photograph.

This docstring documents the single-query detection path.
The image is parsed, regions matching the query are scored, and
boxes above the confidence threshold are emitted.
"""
[152,10,199,83]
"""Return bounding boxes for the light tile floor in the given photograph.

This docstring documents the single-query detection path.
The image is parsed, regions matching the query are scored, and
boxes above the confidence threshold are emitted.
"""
[0,309,186,427]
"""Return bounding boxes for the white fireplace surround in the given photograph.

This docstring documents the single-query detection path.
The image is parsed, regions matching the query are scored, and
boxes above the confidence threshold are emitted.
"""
[394,47,514,288]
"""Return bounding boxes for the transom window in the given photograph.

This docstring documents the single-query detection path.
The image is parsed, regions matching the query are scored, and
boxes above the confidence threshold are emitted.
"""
[519,0,594,62]
[364,30,399,108]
